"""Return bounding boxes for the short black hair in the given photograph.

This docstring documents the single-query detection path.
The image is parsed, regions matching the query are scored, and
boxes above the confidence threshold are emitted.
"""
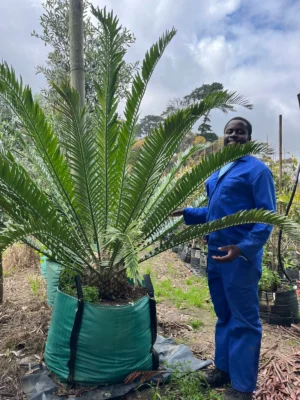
[224,117,252,138]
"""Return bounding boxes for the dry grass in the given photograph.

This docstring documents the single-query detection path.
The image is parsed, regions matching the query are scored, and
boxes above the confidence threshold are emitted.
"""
[0,300,51,398]
[3,243,40,274]
[0,244,51,399]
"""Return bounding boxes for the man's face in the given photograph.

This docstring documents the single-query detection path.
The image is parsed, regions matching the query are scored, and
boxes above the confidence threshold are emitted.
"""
[224,120,250,146]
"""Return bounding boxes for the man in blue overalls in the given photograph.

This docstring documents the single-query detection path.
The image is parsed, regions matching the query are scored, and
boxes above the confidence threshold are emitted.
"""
[172,117,276,399]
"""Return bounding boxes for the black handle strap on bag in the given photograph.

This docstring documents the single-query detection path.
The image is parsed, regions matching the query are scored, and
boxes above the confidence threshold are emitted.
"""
[143,274,159,370]
[67,276,84,387]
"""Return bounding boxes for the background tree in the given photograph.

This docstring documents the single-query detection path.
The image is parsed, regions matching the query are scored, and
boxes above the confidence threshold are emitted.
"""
[130,138,145,165]
[161,97,185,118]
[184,82,234,141]
[135,115,164,138]
[183,83,225,104]
[32,0,138,104]
[198,129,219,142]
[136,83,235,143]
[193,135,206,145]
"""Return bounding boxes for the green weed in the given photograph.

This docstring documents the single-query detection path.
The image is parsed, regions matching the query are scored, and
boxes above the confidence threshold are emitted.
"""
[287,339,299,347]
[190,319,204,330]
[3,266,17,277]
[144,245,154,253]
[143,265,152,276]
[166,262,176,275]
[62,285,99,303]
[158,364,222,400]
[174,337,190,346]
[153,278,211,309]
[27,274,42,295]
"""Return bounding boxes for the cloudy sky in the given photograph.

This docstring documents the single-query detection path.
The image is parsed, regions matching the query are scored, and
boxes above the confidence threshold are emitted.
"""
[1,0,300,158]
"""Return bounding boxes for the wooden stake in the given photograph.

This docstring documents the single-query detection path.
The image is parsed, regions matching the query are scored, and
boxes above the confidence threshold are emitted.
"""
[260,343,278,358]
[279,115,283,193]
[69,0,85,106]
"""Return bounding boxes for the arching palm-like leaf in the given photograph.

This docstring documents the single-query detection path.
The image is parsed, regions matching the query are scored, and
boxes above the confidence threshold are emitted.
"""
[143,142,271,238]
[93,6,126,233]
[140,209,300,262]
[118,92,254,233]
[143,143,207,216]
[115,28,176,228]
[0,63,93,256]
[52,83,101,260]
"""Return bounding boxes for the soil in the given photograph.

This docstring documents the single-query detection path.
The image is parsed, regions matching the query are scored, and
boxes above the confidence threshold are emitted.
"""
[1,246,300,399]
[99,286,148,306]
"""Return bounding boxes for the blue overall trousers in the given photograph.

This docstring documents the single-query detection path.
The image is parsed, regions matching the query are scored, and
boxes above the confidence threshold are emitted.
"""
[183,156,276,392]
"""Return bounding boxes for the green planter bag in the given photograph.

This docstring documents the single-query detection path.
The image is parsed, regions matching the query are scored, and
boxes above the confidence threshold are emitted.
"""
[46,261,62,306]
[40,255,47,280]
[44,288,155,385]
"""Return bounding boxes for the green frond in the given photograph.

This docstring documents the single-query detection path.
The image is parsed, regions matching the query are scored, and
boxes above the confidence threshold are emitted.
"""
[0,156,62,224]
[118,91,255,233]
[104,222,143,283]
[0,64,73,204]
[143,195,207,247]
[143,142,270,238]
[0,215,93,274]
[0,63,92,250]
[92,6,126,232]
[52,82,101,260]
[115,28,176,227]
[219,91,253,111]
[140,209,300,262]
[142,143,207,216]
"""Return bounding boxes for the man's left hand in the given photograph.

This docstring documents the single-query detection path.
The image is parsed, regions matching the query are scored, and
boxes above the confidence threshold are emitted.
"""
[212,245,241,263]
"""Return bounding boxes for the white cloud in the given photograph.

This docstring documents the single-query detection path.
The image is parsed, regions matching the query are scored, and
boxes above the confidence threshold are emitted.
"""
[207,0,241,19]
[187,36,233,78]
[1,0,300,157]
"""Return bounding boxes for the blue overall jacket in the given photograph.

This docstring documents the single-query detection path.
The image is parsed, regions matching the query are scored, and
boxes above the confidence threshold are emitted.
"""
[183,155,276,262]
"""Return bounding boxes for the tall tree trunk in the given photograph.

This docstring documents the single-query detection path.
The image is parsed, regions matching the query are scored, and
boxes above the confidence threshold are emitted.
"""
[69,0,85,106]
[199,111,210,136]
[0,252,3,304]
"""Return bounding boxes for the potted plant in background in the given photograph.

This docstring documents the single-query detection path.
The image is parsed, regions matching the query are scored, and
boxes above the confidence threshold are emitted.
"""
[0,6,299,387]
[259,252,299,326]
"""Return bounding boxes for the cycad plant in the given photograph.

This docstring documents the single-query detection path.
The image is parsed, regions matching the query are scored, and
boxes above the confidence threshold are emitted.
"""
[0,7,299,300]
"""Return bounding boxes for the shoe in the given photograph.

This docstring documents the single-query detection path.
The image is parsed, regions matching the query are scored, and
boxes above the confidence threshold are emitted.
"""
[199,368,231,388]
[222,388,253,399]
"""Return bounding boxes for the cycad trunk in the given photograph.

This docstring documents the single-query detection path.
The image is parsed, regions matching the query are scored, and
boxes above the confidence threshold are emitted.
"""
[81,267,132,300]
[97,269,131,300]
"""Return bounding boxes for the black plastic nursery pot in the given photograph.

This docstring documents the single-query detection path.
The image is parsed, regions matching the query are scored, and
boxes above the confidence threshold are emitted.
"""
[285,268,300,281]
[190,248,207,276]
[180,244,187,262]
[44,275,158,386]
[180,244,191,263]
[259,288,299,326]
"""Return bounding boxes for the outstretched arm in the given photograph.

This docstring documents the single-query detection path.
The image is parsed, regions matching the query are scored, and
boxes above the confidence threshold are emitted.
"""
[183,207,208,225]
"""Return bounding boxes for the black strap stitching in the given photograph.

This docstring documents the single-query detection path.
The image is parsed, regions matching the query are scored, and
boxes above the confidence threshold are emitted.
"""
[67,276,84,387]
[143,274,159,370]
